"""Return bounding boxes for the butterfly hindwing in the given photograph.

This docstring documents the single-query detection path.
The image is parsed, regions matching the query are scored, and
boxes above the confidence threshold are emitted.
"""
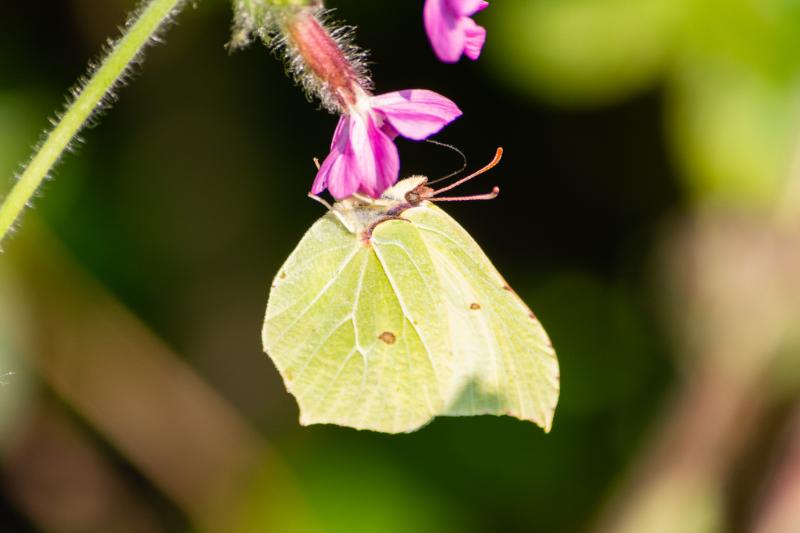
[402,205,560,430]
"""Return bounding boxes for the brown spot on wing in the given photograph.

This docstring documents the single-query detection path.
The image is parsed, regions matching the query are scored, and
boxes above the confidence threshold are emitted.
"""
[502,285,512,292]
[279,271,286,279]
[470,303,481,310]
[379,331,397,345]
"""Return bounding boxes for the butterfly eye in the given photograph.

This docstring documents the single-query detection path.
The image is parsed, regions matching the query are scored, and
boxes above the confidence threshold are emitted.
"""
[405,191,420,204]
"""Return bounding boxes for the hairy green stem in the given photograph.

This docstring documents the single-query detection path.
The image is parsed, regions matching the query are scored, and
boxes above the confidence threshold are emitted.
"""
[231,0,317,48]
[0,0,187,245]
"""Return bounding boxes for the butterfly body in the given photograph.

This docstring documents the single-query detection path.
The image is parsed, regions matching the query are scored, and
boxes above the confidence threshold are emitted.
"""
[263,177,559,433]
[328,176,430,236]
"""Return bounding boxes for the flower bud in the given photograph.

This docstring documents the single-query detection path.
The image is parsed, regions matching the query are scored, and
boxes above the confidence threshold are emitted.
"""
[280,7,370,112]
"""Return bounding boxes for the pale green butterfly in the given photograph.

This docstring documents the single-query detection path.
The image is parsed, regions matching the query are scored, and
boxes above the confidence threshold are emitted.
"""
[263,149,560,433]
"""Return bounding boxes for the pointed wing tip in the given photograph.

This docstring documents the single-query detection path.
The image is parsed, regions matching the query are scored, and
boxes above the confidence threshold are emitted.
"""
[542,387,560,434]
[516,410,556,434]
[542,414,555,434]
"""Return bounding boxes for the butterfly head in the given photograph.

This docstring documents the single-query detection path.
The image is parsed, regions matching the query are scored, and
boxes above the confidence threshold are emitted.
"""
[380,176,430,204]
[382,147,504,208]
[328,149,504,236]
[379,175,437,208]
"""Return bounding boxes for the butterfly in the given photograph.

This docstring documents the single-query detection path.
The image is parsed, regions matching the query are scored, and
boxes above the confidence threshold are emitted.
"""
[263,149,559,433]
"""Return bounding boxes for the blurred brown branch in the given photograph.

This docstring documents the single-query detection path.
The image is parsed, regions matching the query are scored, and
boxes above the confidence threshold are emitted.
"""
[3,222,313,532]
[752,405,800,533]
[593,208,800,533]
[4,403,166,532]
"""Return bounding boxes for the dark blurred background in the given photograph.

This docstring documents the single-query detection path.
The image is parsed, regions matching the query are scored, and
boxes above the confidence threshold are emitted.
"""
[2,1,800,532]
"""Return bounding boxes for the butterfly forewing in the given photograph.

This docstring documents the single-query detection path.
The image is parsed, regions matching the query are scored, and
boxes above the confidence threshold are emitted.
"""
[264,198,560,433]
[264,212,450,433]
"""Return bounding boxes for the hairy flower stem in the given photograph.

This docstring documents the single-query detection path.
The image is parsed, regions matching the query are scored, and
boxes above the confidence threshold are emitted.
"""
[0,0,187,246]
[231,0,317,46]
[282,11,364,109]
[233,1,371,113]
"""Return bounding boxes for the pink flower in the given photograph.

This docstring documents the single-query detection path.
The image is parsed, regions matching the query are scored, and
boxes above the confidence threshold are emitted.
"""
[424,0,488,63]
[282,9,462,199]
[312,89,462,199]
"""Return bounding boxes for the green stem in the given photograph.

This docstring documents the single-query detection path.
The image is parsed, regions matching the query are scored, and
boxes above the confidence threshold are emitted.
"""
[230,0,316,46]
[0,0,187,245]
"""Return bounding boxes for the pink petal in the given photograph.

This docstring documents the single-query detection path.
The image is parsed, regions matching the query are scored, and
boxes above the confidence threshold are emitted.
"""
[424,0,463,63]
[317,150,361,200]
[425,0,488,62]
[310,155,331,195]
[312,114,400,199]
[328,113,349,149]
[311,115,351,196]
[449,0,488,17]
[351,115,399,197]
[462,17,487,60]
[312,116,361,199]
[370,90,462,141]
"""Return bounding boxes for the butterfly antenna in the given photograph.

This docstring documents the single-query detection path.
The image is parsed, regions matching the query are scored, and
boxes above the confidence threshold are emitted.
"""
[425,139,468,186]
[432,147,503,197]
[431,186,500,202]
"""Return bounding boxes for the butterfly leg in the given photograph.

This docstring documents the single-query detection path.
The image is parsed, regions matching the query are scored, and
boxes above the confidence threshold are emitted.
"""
[307,193,356,233]
[364,214,411,239]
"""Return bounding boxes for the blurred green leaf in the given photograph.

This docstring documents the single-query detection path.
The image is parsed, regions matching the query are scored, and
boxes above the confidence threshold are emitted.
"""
[294,446,466,533]
[488,0,684,107]
[489,0,800,208]
[667,59,800,207]
[669,0,800,206]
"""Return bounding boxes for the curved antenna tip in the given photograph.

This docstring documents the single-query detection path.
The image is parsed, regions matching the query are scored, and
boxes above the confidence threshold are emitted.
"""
[432,148,505,197]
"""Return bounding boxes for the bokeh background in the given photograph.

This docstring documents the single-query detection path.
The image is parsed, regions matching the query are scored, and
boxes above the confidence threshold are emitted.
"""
[2,1,800,532]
